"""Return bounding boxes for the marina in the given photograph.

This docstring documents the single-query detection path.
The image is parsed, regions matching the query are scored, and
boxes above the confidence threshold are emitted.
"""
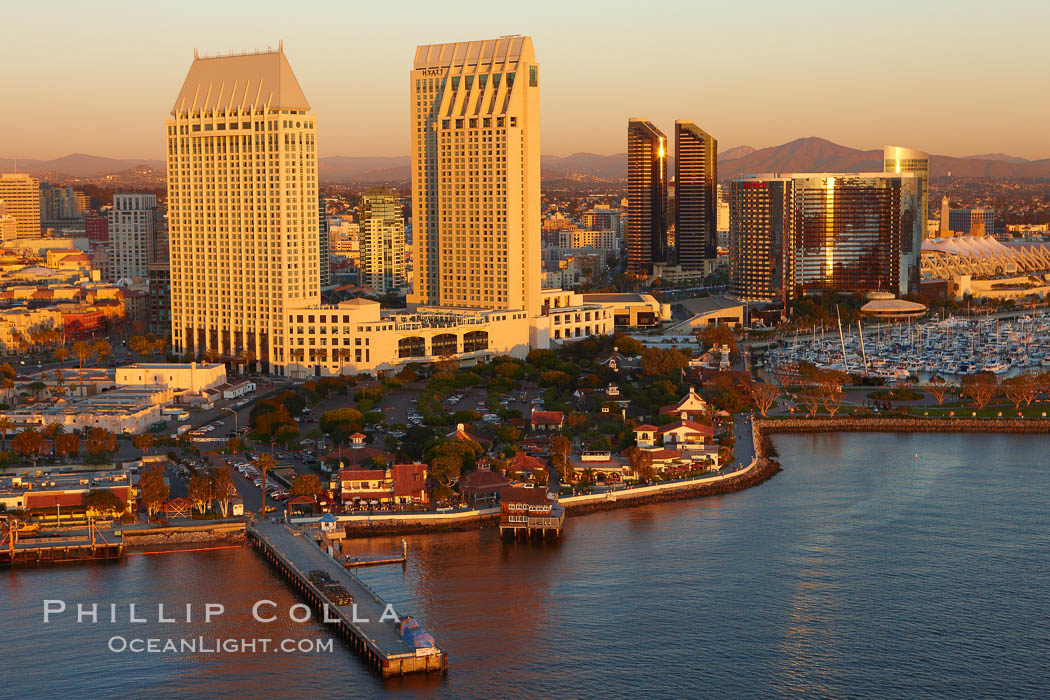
[764,310,1050,381]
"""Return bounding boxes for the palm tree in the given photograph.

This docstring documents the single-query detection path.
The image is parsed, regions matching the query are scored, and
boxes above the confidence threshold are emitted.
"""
[254,453,276,514]
[71,341,93,394]
[0,417,13,451]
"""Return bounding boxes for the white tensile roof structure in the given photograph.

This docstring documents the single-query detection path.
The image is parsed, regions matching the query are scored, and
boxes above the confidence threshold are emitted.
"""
[921,235,1050,279]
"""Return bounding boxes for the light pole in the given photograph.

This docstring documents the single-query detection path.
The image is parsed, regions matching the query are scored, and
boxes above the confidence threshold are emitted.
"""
[222,407,238,434]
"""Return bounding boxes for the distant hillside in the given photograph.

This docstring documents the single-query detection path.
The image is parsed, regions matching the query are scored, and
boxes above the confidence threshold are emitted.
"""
[9,141,1050,184]
[0,154,164,178]
[720,145,755,160]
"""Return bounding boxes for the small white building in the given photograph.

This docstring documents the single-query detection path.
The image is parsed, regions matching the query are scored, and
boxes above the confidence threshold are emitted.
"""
[115,362,226,393]
[221,379,256,400]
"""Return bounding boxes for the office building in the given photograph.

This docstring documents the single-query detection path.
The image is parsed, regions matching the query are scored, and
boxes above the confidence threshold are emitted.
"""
[716,184,730,250]
[318,193,331,288]
[108,193,158,282]
[408,36,541,318]
[0,173,41,238]
[85,215,109,244]
[728,178,792,304]
[948,205,996,237]
[0,201,17,244]
[674,121,717,268]
[884,145,928,236]
[166,46,319,371]
[627,119,667,276]
[40,183,80,222]
[360,187,406,294]
[147,262,171,336]
[730,172,922,305]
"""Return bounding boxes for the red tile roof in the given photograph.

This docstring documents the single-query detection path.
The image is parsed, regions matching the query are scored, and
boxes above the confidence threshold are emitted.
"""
[633,424,658,432]
[448,424,491,446]
[500,486,554,506]
[460,469,511,493]
[324,446,394,466]
[507,451,546,474]
[656,419,714,437]
[530,410,565,426]
[391,463,427,497]
[338,469,386,482]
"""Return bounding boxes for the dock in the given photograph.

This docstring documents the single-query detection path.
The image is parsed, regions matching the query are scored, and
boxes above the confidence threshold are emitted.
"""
[247,518,447,677]
[1,520,125,566]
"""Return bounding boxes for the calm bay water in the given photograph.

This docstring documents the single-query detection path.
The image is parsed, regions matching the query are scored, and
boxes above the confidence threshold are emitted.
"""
[3,432,1048,698]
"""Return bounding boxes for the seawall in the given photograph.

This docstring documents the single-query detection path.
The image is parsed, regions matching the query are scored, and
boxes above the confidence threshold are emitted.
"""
[754,416,1050,436]
[122,521,246,547]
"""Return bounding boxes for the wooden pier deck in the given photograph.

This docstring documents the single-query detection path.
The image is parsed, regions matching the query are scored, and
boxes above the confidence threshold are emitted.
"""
[1,533,125,565]
[247,518,446,677]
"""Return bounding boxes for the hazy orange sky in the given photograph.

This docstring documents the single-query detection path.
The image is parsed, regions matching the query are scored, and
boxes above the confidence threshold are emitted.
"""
[2,0,1049,160]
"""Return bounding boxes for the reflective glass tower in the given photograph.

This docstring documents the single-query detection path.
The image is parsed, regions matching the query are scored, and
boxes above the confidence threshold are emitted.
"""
[674,121,717,269]
[627,119,667,277]
[884,146,928,239]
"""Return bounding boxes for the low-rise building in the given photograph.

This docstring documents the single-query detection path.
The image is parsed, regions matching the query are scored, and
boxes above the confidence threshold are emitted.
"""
[580,292,671,328]
[530,410,565,432]
[540,289,615,343]
[0,469,135,519]
[0,385,174,434]
[499,485,565,537]
[115,362,226,393]
[459,466,511,507]
[338,463,429,507]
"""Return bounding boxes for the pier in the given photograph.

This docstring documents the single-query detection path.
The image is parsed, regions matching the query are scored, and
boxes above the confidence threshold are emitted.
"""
[247,517,447,677]
[1,519,125,566]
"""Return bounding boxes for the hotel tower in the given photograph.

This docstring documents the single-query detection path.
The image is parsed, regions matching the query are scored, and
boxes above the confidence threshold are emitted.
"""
[408,36,541,318]
[166,46,319,371]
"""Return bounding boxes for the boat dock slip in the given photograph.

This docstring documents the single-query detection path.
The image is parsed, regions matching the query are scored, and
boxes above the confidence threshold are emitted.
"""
[246,518,447,677]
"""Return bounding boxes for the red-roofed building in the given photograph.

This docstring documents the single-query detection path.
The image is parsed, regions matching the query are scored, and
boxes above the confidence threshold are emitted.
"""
[507,451,547,478]
[391,463,428,505]
[499,486,565,537]
[459,467,511,506]
[322,445,394,468]
[337,463,429,507]
[338,469,388,505]
[530,410,565,432]
[447,422,492,447]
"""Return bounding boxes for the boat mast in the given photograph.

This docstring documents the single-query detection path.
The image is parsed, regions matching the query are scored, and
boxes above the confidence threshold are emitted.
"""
[836,305,850,373]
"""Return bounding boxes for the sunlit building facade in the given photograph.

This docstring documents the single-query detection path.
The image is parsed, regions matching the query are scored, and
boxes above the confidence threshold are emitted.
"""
[0,173,41,238]
[166,47,319,372]
[627,119,667,277]
[360,187,407,294]
[408,36,541,318]
[884,145,928,237]
[730,172,922,304]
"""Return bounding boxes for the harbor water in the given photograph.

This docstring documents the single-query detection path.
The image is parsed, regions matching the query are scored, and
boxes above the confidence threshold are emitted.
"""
[2,432,1048,698]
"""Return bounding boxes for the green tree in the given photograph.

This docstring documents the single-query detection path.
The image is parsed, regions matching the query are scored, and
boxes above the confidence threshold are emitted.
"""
[289,473,324,497]
[12,429,45,467]
[84,488,124,518]
[139,465,170,520]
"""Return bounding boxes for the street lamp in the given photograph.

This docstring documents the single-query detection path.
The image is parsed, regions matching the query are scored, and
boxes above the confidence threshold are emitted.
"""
[222,407,238,434]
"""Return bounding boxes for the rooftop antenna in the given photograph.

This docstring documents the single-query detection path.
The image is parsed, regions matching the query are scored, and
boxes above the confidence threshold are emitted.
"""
[193,48,199,59]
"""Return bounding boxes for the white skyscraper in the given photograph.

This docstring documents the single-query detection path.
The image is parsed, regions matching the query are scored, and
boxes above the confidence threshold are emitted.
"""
[109,193,158,282]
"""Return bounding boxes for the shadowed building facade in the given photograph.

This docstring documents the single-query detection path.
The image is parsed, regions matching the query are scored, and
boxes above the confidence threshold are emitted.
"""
[627,119,667,277]
[674,121,717,269]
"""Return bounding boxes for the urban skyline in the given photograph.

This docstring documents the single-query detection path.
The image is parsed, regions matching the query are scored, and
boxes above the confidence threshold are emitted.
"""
[4,1,1050,161]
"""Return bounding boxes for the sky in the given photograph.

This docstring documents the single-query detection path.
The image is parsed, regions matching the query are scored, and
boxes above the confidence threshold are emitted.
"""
[2,0,1050,161]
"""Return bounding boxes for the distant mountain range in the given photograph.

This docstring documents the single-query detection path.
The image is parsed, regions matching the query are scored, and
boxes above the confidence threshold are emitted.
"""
[6,138,1050,183]
[0,154,165,178]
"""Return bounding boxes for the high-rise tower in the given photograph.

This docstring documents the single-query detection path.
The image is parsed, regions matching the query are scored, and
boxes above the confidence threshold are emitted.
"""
[674,120,717,269]
[884,146,928,238]
[109,193,158,282]
[166,46,319,371]
[627,119,667,277]
[409,36,541,317]
[0,173,41,238]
